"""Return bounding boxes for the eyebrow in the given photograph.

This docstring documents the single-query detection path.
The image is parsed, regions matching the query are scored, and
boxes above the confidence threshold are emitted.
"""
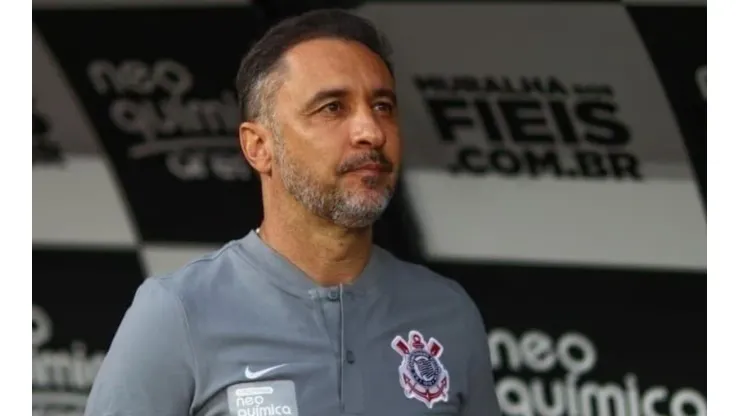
[301,87,397,112]
[374,88,398,105]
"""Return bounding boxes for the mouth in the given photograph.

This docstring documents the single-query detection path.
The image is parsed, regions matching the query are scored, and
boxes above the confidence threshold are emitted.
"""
[351,163,391,173]
[355,163,382,172]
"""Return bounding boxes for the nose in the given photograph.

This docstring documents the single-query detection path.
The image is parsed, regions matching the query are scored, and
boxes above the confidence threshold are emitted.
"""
[349,109,386,149]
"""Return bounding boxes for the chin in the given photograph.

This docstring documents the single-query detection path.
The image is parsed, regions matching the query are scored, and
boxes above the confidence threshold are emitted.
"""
[335,188,390,212]
[330,208,386,229]
[349,186,393,205]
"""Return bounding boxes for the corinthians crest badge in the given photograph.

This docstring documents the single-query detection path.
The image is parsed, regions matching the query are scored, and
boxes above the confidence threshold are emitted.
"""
[391,330,450,408]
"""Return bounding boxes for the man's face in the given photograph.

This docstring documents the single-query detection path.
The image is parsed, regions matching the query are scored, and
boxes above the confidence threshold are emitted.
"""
[269,38,402,228]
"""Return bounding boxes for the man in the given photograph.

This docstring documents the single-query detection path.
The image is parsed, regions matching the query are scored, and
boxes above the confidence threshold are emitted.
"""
[84,9,500,416]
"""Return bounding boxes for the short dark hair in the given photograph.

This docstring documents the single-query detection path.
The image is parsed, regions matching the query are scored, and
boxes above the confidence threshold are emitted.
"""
[235,8,395,124]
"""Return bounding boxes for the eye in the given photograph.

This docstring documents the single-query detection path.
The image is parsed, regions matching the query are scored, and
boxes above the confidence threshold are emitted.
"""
[320,101,343,113]
[374,101,395,113]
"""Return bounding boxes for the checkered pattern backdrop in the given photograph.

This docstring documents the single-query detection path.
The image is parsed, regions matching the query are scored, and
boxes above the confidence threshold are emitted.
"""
[32,1,706,415]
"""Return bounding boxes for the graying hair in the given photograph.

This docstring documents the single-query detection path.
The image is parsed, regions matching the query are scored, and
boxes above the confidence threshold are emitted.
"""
[245,67,283,134]
[235,9,394,127]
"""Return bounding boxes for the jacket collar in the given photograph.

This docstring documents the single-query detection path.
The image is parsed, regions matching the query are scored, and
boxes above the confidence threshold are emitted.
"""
[237,229,385,300]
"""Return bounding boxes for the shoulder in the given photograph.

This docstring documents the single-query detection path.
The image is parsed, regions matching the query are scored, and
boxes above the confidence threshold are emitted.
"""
[377,247,482,321]
[145,237,260,308]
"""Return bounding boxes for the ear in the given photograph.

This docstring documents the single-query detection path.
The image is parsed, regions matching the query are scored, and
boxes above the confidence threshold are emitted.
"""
[239,121,273,175]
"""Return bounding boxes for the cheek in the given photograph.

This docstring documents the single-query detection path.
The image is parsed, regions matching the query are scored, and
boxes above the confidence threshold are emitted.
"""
[308,141,345,173]
[384,130,403,162]
[302,148,342,179]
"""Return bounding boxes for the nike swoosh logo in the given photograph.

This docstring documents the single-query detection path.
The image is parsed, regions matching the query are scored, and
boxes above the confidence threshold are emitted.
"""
[244,364,287,380]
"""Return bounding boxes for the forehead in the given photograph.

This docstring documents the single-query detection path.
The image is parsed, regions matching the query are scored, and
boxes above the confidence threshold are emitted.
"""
[277,38,394,100]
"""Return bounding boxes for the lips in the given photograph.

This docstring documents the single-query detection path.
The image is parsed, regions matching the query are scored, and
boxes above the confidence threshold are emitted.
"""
[339,152,393,174]
[353,163,385,172]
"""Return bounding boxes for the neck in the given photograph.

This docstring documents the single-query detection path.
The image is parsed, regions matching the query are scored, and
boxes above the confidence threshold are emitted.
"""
[258,192,374,287]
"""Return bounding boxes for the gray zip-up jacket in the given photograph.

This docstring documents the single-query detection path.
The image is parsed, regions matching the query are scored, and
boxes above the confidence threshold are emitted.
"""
[84,230,500,416]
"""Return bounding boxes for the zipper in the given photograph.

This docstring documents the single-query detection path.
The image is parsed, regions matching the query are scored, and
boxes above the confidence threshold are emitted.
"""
[339,284,346,410]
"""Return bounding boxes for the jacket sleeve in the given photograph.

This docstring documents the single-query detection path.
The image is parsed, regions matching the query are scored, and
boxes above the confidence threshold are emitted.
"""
[84,278,196,416]
[461,301,502,416]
